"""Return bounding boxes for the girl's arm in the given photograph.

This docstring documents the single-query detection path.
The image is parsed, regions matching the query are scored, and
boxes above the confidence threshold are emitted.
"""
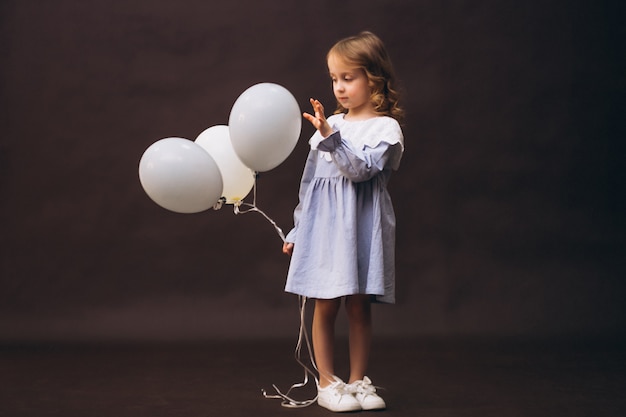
[283,149,317,247]
[318,133,402,182]
[303,98,402,182]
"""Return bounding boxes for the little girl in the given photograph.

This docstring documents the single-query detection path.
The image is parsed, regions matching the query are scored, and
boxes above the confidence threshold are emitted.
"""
[282,31,404,412]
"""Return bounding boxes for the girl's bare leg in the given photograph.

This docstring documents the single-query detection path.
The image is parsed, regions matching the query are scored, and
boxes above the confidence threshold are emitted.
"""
[312,298,342,387]
[345,294,372,383]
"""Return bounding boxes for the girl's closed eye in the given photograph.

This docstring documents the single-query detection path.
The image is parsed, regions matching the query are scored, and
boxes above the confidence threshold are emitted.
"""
[330,75,354,82]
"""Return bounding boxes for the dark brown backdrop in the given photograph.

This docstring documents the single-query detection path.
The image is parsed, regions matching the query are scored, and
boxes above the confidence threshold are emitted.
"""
[0,0,623,342]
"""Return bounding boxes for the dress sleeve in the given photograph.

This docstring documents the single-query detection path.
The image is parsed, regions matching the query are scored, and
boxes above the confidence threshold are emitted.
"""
[284,149,317,243]
[317,130,403,183]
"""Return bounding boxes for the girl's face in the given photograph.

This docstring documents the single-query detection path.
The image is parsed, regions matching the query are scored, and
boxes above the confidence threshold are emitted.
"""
[327,53,373,118]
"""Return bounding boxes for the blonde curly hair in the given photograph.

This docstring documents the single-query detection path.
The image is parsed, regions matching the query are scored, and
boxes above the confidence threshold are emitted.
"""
[328,31,404,122]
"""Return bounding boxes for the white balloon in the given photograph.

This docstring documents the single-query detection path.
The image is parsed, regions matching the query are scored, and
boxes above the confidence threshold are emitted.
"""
[139,137,223,213]
[229,83,301,172]
[195,125,255,204]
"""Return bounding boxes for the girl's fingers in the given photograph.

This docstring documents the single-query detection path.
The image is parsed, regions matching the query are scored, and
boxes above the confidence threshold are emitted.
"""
[310,98,321,109]
[310,98,326,121]
[282,242,294,255]
[303,112,316,124]
[304,98,328,131]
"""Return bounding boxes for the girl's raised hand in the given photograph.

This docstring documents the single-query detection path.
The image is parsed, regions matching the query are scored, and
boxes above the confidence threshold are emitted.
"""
[303,98,333,138]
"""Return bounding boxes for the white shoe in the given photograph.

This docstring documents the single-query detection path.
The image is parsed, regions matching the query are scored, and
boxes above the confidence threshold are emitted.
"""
[348,376,386,410]
[317,376,362,412]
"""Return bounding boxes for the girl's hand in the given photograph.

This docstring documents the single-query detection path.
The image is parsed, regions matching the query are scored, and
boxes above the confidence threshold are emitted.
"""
[283,242,294,256]
[303,98,333,138]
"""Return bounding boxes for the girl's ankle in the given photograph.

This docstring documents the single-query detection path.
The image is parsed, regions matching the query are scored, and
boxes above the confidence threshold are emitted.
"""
[318,375,338,388]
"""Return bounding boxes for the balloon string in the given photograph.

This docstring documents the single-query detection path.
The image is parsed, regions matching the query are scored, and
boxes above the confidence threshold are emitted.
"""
[233,202,286,242]
[213,174,286,242]
[212,177,319,406]
[262,296,320,408]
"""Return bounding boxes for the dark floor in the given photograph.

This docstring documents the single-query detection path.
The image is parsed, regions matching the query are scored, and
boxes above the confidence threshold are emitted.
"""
[0,337,624,417]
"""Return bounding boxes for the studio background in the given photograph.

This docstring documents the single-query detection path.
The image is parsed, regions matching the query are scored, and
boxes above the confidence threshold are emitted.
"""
[0,0,623,343]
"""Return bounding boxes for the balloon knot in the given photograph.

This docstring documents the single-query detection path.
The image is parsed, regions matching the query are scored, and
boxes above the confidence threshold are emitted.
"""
[213,197,226,210]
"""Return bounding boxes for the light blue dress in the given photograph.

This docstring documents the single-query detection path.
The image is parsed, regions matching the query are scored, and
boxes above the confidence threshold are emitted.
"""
[284,114,404,304]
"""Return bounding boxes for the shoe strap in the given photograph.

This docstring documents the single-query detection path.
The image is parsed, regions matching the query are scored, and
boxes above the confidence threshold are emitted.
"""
[349,378,379,396]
